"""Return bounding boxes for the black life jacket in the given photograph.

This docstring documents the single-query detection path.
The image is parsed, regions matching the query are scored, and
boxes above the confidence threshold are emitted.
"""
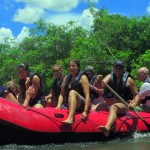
[141,78,150,104]
[65,71,85,100]
[90,75,99,100]
[52,74,65,99]
[19,71,44,106]
[18,78,26,99]
[104,71,132,101]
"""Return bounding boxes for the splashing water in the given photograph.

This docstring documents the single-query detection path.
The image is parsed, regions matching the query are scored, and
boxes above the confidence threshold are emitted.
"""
[133,132,150,139]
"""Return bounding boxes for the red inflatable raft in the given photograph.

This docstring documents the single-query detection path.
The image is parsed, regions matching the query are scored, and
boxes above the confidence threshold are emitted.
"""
[0,97,150,145]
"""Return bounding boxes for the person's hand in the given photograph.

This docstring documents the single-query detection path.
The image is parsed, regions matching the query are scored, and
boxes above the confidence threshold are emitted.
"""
[26,86,35,100]
[45,96,50,102]
[95,75,103,84]
[81,110,88,121]
[90,85,94,91]
[128,99,136,110]
[55,105,61,109]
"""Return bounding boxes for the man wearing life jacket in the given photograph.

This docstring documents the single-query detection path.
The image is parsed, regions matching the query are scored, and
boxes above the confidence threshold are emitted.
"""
[84,65,104,111]
[135,67,150,112]
[56,58,91,125]
[98,60,140,136]
[45,64,65,107]
[18,63,46,108]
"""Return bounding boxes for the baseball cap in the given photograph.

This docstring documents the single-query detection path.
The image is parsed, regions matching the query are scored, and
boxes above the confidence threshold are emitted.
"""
[114,60,125,67]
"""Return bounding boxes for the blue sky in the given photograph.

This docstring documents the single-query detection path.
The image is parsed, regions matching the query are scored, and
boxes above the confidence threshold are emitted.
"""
[0,0,150,44]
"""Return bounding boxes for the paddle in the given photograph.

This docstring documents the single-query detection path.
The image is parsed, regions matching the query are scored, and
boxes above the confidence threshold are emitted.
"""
[102,81,150,129]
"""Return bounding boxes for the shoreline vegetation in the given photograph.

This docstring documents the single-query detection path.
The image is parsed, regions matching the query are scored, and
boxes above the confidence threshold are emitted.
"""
[0,9,149,94]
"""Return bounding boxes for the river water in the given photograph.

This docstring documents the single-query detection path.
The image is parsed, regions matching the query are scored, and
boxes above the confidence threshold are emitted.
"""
[0,132,150,150]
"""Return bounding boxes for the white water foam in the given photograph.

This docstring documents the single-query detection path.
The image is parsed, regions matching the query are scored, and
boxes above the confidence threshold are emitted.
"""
[133,131,150,139]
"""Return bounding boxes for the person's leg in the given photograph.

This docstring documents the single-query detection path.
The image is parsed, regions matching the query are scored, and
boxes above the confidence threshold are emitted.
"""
[91,102,107,111]
[3,90,19,104]
[46,98,58,107]
[34,104,44,108]
[98,103,126,136]
[34,98,46,108]
[62,90,82,125]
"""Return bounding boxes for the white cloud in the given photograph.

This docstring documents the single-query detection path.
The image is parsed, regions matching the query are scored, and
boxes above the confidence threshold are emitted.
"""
[13,0,81,24]
[46,13,80,26]
[1,7,96,45]
[0,27,14,44]
[15,0,80,12]
[12,0,96,32]
[0,26,29,45]
[46,8,97,30]
[80,8,97,30]
[13,5,45,24]
[16,26,29,43]
[147,2,150,14]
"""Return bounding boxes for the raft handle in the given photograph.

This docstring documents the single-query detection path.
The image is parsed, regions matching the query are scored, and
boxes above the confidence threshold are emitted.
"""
[54,113,64,118]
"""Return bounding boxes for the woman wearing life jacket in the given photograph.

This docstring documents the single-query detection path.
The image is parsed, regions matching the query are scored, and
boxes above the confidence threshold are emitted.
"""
[56,58,91,125]
[135,67,150,112]
[84,65,104,111]
[98,60,140,137]
[18,63,46,108]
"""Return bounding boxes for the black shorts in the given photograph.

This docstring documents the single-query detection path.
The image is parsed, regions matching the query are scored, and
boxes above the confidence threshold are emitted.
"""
[36,97,46,107]
[29,97,46,107]
[76,97,85,112]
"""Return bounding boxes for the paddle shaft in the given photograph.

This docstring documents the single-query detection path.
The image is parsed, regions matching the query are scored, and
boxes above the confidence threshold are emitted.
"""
[102,81,147,122]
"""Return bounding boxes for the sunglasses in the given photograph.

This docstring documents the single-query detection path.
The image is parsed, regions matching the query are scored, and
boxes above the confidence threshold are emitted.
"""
[53,70,60,73]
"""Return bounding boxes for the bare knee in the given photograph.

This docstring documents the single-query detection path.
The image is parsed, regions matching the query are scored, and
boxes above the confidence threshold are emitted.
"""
[109,105,118,112]
[34,104,44,108]
[68,90,77,100]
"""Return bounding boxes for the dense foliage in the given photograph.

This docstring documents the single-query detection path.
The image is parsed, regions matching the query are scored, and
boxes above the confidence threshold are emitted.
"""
[0,9,150,94]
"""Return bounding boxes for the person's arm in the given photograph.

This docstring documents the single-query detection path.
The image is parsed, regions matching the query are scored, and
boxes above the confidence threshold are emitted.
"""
[90,75,104,96]
[80,75,91,119]
[55,77,66,109]
[128,77,140,108]
[102,74,111,88]
[3,90,20,104]
[45,89,54,101]
[23,86,35,107]
[29,75,40,99]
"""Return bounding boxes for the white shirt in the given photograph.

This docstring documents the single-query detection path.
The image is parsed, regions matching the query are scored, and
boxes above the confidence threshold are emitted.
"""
[139,82,150,106]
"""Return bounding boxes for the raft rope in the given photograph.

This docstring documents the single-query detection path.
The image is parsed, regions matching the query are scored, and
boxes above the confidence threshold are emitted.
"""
[25,107,83,126]
[24,107,137,133]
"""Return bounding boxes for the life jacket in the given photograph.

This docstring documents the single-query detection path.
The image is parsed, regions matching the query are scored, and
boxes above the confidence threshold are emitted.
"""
[141,78,150,104]
[64,71,85,100]
[19,71,44,106]
[104,71,133,101]
[52,74,65,99]
[89,75,99,100]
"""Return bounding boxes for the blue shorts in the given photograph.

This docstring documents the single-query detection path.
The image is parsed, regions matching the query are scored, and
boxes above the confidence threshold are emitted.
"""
[0,86,8,97]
